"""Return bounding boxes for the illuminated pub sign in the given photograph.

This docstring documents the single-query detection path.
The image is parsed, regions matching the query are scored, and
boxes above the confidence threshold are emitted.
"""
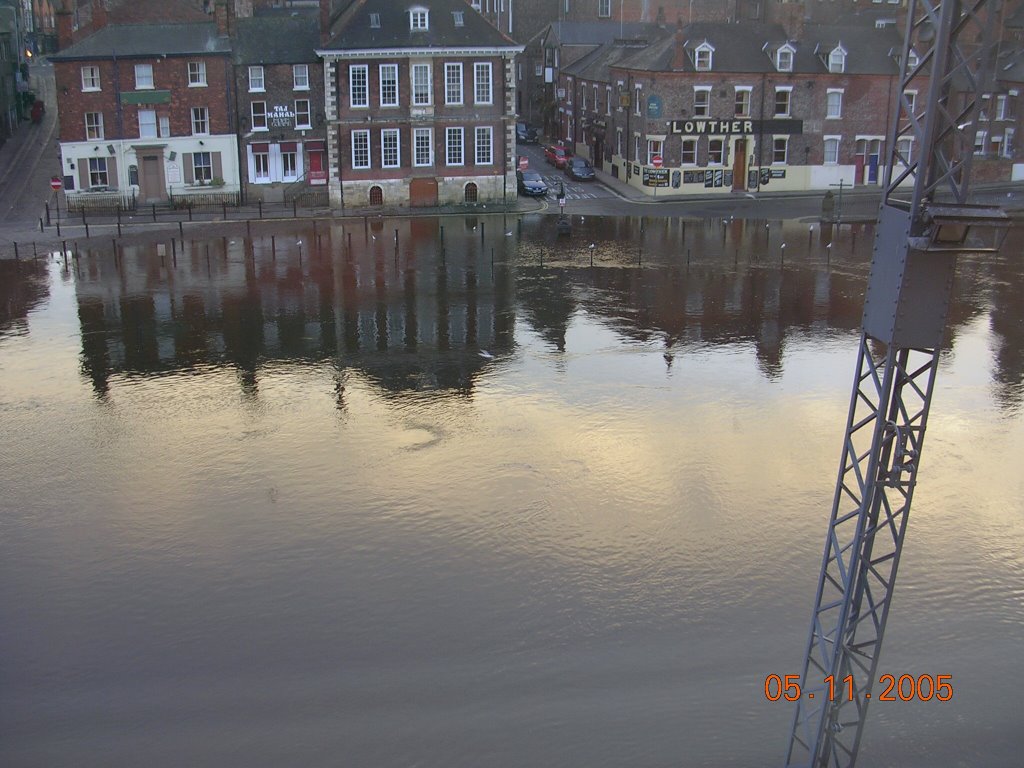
[670,118,803,135]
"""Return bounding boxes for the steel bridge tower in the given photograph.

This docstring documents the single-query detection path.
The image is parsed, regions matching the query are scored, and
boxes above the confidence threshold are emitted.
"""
[784,1,1009,766]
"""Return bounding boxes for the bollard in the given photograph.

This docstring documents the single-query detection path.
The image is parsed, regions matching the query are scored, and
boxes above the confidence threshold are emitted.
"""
[246,220,251,239]
[151,203,156,222]
[259,200,263,219]
[81,209,86,226]
[687,248,691,264]
[56,220,61,237]
[179,220,184,238]
[14,242,18,260]
[222,202,227,219]
[172,237,177,256]
[188,204,193,222]
[481,221,485,243]
[85,221,90,238]
[293,199,297,218]
[271,235,276,260]
[395,228,399,246]
[313,219,318,238]
[347,231,352,251]
[39,217,44,232]
[45,202,51,227]
[491,247,494,265]
[222,236,228,260]
[117,217,122,237]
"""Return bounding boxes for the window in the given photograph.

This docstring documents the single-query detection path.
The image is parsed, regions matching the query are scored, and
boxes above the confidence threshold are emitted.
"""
[282,150,297,181]
[735,87,751,117]
[410,8,428,30]
[708,138,725,164]
[193,151,212,183]
[380,129,400,168]
[895,137,912,165]
[350,65,369,108]
[253,148,270,182]
[191,106,209,135]
[774,88,791,117]
[828,47,846,74]
[581,85,587,111]
[293,64,309,90]
[352,129,370,169]
[694,87,711,117]
[414,127,433,166]
[474,62,492,104]
[475,126,493,165]
[647,139,663,164]
[135,64,153,89]
[159,115,170,138]
[616,128,623,157]
[446,127,464,165]
[88,157,108,187]
[606,88,612,115]
[248,65,265,92]
[598,0,611,17]
[445,63,463,105]
[85,111,103,140]
[634,135,641,162]
[295,99,311,129]
[412,64,431,105]
[824,137,840,164]
[1003,128,1014,158]
[904,90,917,115]
[773,137,788,164]
[138,109,157,139]
[380,64,399,107]
[907,49,919,69]
[776,46,794,72]
[453,10,464,26]
[81,65,100,91]
[188,61,207,87]
[996,94,1011,120]
[681,138,697,164]
[974,130,986,155]
[593,85,599,112]
[251,101,267,131]
[695,43,714,72]
[370,12,381,27]
[826,89,843,119]
[634,87,642,116]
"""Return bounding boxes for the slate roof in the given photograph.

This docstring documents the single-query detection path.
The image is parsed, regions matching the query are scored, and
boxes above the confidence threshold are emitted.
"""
[545,20,664,47]
[50,22,230,60]
[321,0,519,51]
[562,35,671,82]
[233,13,321,65]
[107,0,210,25]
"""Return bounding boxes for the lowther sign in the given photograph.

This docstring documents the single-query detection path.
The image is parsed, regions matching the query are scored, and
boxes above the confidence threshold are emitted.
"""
[670,119,803,135]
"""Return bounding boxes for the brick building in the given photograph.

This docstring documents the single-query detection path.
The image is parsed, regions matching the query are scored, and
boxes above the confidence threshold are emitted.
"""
[50,1,239,202]
[559,18,920,195]
[232,8,326,202]
[317,0,523,209]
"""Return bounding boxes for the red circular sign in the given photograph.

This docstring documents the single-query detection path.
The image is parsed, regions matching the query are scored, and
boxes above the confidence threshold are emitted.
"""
[50,176,63,190]
[651,155,663,168]
[518,156,528,170]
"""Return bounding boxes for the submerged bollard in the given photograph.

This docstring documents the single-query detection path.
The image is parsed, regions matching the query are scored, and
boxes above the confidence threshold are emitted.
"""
[179,220,184,238]
[271,235,276,260]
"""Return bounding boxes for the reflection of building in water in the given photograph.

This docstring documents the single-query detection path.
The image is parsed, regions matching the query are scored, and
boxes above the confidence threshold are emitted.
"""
[0,261,50,342]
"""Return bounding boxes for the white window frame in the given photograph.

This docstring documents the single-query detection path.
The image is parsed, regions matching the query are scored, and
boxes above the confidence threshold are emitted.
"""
[193,151,213,183]
[81,65,100,91]
[828,46,846,74]
[474,62,493,105]
[248,65,265,92]
[88,157,108,187]
[295,99,311,129]
[252,149,270,183]
[996,94,1010,120]
[826,88,843,119]
[708,137,725,165]
[350,64,369,108]
[351,129,370,169]
[293,64,309,91]
[413,127,433,166]
[135,64,153,90]
[379,63,399,107]
[772,136,789,165]
[646,138,663,165]
[282,149,298,182]
[1002,127,1014,158]
[681,138,697,165]
[895,137,913,166]
[633,86,642,117]
[251,101,268,131]
[904,89,917,115]
[446,126,464,166]
[693,86,711,117]
[824,135,841,165]
[159,115,170,138]
[776,45,795,73]
[188,61,207,87]
[695,43,714,72]
[412,63,432,106]
[734,86,752,117]
[138,109,157,139]
[381,128,400,168]
[475,126,493,165]
[191,106,209,136]
[774,86,792,117]
[410,7,428,30]
[445,63,463,105]
[598,0,611,18]
[85,111,103,140]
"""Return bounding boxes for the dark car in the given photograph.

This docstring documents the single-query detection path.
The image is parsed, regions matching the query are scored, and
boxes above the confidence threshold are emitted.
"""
[517,169,548,197]
[565,157,596,181]
[516,122,539,144]
[544,144,570,169]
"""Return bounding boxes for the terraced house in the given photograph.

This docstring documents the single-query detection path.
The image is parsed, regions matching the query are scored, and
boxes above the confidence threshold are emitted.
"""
[317,0,523,209]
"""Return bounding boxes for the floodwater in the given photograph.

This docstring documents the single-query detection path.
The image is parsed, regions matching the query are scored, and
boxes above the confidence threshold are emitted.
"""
[1,215,1022,768]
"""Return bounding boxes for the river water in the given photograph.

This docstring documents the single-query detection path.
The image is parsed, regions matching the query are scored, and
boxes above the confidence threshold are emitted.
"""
[1,215,1022,767]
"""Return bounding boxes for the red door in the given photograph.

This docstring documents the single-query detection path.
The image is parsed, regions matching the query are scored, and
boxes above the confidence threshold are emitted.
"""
[308,151,327,185]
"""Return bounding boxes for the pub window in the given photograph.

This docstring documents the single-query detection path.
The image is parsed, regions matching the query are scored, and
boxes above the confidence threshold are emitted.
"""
[85,111,104,140]
[81,65,100,91]
[774,88,791,117]
[824,137,840,164]
[826,89,843,119]
[193,151,212,183]
[708,138,725,165]
[88,157,108,187]
[681,138,697,164]
[135,64,153,89]
[735,87,751,117]
[694,87,711,117]
[772,137,788,164]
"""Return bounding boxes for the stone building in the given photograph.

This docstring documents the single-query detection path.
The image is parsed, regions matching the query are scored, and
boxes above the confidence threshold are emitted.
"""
[317,0,522,209]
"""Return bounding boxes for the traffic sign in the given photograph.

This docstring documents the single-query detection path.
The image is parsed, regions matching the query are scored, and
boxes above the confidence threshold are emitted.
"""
[518,156,528,170]
[50,176,63,191]
[651,155,663,168]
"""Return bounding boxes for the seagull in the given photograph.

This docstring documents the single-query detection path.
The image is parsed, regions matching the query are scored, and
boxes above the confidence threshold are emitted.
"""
[478,350,494,359]
[371,234,376,240]
[588,243,596,250]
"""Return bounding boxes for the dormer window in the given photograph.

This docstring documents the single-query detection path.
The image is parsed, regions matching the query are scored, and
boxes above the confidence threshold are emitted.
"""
[370,13,380,28]
[453,11,464,27]
[907,49,919,69]
[776,44,795,72]
[410,7,429,30]
[694,42,714,72]
[828,45,846,74]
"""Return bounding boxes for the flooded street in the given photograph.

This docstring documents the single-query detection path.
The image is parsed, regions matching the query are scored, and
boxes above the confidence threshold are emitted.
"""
[1,215,1022,767]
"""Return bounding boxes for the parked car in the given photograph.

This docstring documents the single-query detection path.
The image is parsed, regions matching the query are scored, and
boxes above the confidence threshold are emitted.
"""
[516,169,549,197]
[544,144,570,169]
[565,157,596,181]
[516,122,539,144]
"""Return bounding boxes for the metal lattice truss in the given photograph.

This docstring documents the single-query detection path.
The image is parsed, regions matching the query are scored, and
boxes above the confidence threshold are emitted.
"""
[884,0,1001,215]
[785,338,940,768]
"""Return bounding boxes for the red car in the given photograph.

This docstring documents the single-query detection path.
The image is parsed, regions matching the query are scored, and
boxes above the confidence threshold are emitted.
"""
[544,144,570,169]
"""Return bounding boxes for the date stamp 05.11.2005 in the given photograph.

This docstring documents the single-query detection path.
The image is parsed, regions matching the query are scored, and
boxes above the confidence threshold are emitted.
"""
[764,674,953,703]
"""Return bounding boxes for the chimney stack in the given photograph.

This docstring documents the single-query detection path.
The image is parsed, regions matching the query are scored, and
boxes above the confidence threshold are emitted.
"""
[320,0,332,46]
[214,0,230,36]
[671,18,687,71]
[56,2,74,50]
[92,0,107,33]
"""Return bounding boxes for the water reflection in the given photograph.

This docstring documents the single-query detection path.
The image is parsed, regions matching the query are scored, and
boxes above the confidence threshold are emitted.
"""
[60,216,1024,408]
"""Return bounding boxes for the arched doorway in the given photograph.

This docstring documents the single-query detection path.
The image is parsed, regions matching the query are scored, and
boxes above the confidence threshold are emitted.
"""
[369,185,383,206]
[464,182,478,203]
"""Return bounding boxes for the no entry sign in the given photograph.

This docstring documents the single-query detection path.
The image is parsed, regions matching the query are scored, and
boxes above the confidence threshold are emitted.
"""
[50,176,63,190]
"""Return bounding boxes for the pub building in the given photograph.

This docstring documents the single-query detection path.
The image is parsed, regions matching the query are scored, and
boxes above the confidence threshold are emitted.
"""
[558,18,912,196]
